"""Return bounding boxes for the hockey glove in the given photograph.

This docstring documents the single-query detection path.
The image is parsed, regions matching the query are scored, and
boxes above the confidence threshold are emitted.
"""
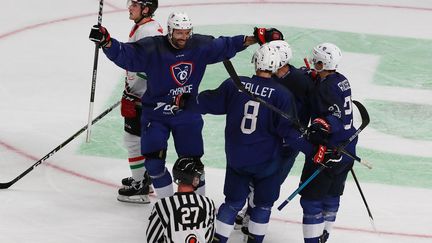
[313,145,342,166]
[89,25,111,48]
[121,92,140,118]
[170,93,191,114]
[306,118,331,145]
[302,58,318,80]
[253,27,284,45]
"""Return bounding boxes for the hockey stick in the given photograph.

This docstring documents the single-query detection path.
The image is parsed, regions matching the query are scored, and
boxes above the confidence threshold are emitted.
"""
[277,166,325,210]
[86,0,104,143]
[222,59,372,169]
[0,101,120,189]
[343,99,375,228]
[351,168,377,232]
[277,100,370,210]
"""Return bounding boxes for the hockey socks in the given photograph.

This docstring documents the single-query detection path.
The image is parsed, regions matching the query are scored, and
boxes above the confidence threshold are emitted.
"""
[145,158,174,198]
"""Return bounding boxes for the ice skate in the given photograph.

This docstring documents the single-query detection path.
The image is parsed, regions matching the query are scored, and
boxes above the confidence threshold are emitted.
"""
[121,172,154,193]
[117,176,151,204]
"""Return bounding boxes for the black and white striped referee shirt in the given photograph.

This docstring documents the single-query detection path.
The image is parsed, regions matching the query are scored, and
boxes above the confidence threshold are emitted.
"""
[146,192,216,243]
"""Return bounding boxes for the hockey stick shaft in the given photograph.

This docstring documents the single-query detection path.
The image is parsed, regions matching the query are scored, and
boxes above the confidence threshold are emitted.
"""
[222,60,371,168]
[86,0,104,143]
[277,166,325,210]
[350,168,377,231]
[0,101,120,189]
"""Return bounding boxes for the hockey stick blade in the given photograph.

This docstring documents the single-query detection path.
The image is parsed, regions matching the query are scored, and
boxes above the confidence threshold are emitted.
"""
[343,100,372,169]
[0,101,120,189]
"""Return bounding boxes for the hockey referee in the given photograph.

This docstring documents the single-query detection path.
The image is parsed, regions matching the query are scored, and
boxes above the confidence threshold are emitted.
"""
[146,158,216,242]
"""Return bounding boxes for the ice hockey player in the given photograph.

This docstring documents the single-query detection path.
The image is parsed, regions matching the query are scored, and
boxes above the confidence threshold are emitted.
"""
[235,40,315,234]
[89,11,282,199]
[116,0,163,204]
[299,43,358,243]
[146,158,216,242]
[172,44,300,243]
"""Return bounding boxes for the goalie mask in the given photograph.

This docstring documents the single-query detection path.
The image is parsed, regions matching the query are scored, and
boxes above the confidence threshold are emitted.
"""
[312,43,342,71]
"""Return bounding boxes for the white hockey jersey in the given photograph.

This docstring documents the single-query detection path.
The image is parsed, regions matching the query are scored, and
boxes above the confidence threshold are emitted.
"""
[146,192,216,243]
[125,19,163,99]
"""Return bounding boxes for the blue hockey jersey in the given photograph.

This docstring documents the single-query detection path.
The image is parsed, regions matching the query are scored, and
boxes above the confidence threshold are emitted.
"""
[310,72,358,153]
[103,34,246,120]
[186,75,302,168]
[274,64,314,127]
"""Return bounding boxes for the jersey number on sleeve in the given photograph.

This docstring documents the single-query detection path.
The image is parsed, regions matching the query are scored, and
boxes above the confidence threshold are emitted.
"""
[344,96,353,130]
[241,101,260,134]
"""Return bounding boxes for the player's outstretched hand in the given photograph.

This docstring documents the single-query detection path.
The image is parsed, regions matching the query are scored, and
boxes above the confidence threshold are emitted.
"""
[253,27,284,45]
[89,25,111,47]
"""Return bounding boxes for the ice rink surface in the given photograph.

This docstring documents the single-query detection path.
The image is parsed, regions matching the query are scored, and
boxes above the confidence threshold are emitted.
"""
[1,0,431,242]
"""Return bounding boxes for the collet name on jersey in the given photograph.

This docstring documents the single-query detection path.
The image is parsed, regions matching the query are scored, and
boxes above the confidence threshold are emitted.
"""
[241,82,275,98]
[337,79,351,92]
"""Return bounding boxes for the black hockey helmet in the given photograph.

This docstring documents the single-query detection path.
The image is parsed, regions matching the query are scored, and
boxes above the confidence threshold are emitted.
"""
[129,0,158,17]
[172,157,204,188]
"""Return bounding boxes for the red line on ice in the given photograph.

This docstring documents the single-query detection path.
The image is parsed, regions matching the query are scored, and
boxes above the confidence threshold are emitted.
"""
[0,140,119,188]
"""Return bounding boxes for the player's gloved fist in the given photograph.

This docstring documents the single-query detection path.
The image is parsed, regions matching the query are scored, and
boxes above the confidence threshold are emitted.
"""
[300,63,318,80]
[89,25,111,47]
[121,91,140,118]
[253,27,284,45]
[170,93,191,114]
[313,145,342,166]
[306,118,331,145]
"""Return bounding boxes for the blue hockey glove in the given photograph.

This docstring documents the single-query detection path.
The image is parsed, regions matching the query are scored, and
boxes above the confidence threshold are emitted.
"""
[306,118,330,145]
[253,27,284,45]
[89,25,111,47]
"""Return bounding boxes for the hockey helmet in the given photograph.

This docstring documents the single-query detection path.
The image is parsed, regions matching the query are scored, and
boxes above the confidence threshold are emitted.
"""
[252,44,281,73]
[167,12,193,39]
[312,43,342,71]
[172,157,204,188]
[268,40,292,68]
[127,0,158,17]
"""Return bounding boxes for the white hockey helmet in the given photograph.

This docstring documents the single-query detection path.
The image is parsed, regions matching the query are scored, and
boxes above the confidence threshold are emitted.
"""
[268,40,292,68]
[312,43,342,71]
[167,12,193,39]
[252,44,281,73]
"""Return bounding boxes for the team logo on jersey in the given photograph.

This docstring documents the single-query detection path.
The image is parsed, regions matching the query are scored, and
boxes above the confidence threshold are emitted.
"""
[185,234,198,243]
[170,62,193,86]
[328,104,342,118]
